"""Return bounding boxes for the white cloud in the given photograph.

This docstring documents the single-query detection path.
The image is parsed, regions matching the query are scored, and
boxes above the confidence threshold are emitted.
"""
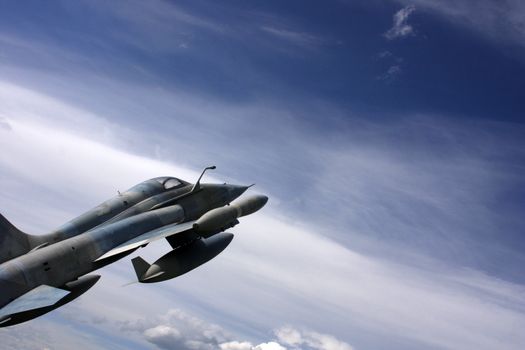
[220,341,254,350]
[377,64,402,82]
[126,309,229,350]
[260,26,324,48]
[144,325,183,349]
[384,6,416,40]
[126,310,350,350]
[376,50,393,59]
[0,2,523,350]
[78,0,224,54]
[124,308,294,350]
[1,82,525,350]
[275,327,353,350]
[375,51,404,82]
[387,64,402,75]
[253,343,287,350]
[274,327,302,346]
[393,0,525,50]
[300,331,353,350]
[220,341,288,350]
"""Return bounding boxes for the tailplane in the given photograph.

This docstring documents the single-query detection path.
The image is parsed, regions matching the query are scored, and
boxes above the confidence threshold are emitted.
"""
[0,214,33,264]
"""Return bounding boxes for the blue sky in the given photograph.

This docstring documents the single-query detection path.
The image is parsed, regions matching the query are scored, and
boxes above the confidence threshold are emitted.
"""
[0,1,524,349]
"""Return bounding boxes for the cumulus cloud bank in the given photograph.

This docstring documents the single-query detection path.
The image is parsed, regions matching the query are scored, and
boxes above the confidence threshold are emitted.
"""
[275,326,353,350]
[221,342,286,350]
[121,309,349,350]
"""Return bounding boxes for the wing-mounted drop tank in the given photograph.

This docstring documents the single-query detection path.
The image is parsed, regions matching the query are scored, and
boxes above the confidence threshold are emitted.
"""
[131,232,234,283]
[130,192,267,284]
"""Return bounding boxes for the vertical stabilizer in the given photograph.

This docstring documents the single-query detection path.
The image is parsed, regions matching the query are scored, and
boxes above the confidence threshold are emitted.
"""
[0,214,32,264]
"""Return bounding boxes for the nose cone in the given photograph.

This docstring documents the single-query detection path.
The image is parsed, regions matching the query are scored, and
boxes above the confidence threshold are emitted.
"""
[226,184,249,202]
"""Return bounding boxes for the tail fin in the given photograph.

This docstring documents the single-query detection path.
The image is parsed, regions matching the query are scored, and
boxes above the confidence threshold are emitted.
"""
[131,256,151,281]
[0,214,33,264]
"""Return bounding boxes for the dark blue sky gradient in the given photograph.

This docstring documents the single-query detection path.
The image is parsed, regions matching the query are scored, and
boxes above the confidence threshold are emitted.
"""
[1,0,524,124]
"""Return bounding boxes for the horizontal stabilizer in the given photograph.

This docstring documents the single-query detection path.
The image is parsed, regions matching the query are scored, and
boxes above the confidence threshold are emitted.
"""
[0,285,69,319]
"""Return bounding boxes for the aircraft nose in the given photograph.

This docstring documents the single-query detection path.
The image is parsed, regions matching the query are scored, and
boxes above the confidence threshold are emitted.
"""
[227,184,249,202]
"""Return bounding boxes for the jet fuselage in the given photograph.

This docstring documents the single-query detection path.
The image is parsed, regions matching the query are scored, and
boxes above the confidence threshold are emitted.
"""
[0,173,264,327]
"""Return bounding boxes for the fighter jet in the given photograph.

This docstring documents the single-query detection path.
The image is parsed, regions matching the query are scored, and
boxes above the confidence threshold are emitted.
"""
[0,166,267,327]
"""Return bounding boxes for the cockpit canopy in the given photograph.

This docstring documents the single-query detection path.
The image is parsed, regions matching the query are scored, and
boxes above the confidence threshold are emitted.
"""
[152,177,190,190]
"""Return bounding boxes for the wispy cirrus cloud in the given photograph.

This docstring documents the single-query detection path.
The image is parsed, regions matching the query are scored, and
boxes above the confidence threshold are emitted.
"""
[77,0,225,53]
[375,50,404,82]
[384,5,416,40]
[376,64,402,82]
[393,0,525,50]
[1,83,525,350]
[0,3,524,349]
[260,26,326,48]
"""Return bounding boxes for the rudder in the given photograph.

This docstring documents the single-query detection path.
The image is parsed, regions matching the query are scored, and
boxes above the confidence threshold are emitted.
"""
[0,214,32,264]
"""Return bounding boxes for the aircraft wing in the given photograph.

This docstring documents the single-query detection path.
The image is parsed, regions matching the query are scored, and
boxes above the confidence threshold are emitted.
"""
[94,220,196,262]
[0,285,69,320]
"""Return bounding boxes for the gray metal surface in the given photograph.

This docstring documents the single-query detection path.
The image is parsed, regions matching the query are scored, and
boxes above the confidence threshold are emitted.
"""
[0,285,69,319]
[0,168,268,327]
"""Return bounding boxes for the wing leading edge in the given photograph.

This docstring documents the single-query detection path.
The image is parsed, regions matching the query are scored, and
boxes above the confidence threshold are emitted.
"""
[0,284,70,320]
[94,220,197,262]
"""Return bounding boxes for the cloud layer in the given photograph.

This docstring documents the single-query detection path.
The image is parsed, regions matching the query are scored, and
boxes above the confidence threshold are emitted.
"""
[394,0,525,50]
[1,3,524,349]
[122,309,352,350]
[1,82,524,350]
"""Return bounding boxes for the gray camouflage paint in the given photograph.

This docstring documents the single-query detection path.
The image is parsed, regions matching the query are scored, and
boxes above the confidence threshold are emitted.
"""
[0,175,259,326]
